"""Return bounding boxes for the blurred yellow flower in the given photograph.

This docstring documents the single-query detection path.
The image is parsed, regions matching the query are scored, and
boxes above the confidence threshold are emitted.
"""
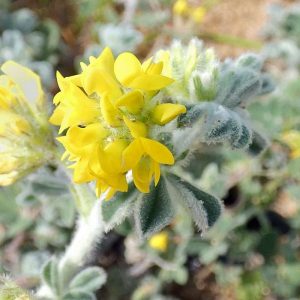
[0,61,54,186]
[149,231,169,252]
[282,130,300,159]
[173,0,188,16]
[191,6,207,23]
[50,48,186,199]
[173,0,207,24]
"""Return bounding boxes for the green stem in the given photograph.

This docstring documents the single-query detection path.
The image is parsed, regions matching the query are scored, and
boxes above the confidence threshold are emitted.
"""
[36,185,104,299]
[199,31,263,50]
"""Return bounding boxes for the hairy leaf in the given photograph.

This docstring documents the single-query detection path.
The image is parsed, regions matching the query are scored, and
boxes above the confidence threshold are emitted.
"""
[62,291,96,300]
[102,184,139,232]
[69,267,106,293]
[42,257,60,295]
[167,174,223,231]
[134,177,175,239]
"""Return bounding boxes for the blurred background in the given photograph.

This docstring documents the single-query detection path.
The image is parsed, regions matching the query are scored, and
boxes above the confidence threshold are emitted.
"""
[1,0,300,299]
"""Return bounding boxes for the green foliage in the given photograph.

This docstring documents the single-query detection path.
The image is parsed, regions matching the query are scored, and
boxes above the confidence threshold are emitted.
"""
[1,2,298,299]
[134,178,175,239]
[41,259,106,299]
[102,184,139,231]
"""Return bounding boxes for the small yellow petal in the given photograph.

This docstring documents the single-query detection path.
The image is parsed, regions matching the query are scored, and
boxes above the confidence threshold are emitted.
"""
[173,0,188,15]
[132,158,152,193]
[152,103,186,125]
[1,61,43,104]
[67,74,83,87]
[114,52,142,86]
[49,105,65,125]
[82,67,121,97]
[123,116,148,138]
[122,139,144,170]
[140,138,174,165]
[100,94,122,127]
[142,59,163,75]
[92,47,115,78]
[115,90,144,114]
[149,231,168,252]
[98,139,128,174]
[129,74,173,91]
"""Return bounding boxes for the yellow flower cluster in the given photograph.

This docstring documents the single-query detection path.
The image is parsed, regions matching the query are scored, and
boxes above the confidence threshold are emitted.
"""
[282,130,300,159]
[173,0,207,23]
[0,61,52,186]
[50,48,186,199]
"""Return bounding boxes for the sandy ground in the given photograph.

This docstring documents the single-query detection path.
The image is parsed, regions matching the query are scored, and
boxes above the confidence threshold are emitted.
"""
[200,0,296,58]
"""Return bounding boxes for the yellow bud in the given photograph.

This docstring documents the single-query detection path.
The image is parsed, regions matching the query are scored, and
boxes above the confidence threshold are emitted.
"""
[149,231,169,252]
[173,0,188,16]
[190,6,206,23]
[282,130,300,159]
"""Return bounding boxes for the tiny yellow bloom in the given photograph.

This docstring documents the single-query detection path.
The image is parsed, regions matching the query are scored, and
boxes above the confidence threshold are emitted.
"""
[152,103,186,125]
[173,0,188,16]
[282,130,300,159]
[190,6,206,23]
[114,52,173,91]
[149,231,169,252]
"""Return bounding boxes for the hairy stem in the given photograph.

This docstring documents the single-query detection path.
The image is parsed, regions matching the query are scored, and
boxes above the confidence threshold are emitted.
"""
[37,185,104,299]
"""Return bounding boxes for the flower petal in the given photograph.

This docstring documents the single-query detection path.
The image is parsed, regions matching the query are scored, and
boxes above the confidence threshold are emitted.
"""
[140,138,174,165]
[1,61,43,104]
[129,74,173,90]
[123,116,148,138]
[98,139,128,174]
[114,52,142,86]
[92,47,115,78]
[115,90,144,114]
[122,138,144,170]
[82,67,121,97]
[132,157,152,193]
[152,103,186,125]
[100,93,122,127]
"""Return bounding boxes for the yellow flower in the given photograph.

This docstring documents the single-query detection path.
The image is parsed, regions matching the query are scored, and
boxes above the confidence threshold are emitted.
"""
[149,231,169,252]
[0,61,54,186]
[190,6,206,23]
[50,48,186,198]
[173,0,188,16]
[173,0,206,24]
[282,130,300,159]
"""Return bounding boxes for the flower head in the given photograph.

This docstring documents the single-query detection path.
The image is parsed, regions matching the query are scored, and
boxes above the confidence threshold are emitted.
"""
[50,48,186,199]
[0,61,54,186]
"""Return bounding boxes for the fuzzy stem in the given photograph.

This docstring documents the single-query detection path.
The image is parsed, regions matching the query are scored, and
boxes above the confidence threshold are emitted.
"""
[36,194,104,299]
[58,199,104,288]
